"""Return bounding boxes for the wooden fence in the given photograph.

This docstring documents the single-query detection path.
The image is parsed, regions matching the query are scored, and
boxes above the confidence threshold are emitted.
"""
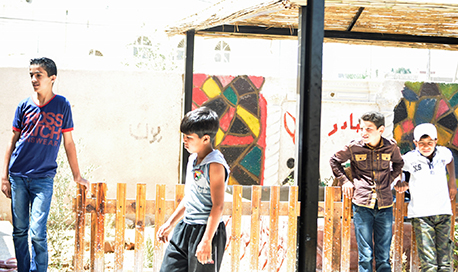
[73,183,299,272]
[321,187,456,272]
[73,183,456,272]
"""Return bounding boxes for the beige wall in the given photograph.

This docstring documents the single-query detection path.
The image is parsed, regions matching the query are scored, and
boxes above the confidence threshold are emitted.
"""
[0,68,184,220]
[0,69,407,221]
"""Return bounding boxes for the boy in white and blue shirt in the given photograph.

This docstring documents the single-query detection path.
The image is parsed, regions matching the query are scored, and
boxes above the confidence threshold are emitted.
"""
[395,123,457,271]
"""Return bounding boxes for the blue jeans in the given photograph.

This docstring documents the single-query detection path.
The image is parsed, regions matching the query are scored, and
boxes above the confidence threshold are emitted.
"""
[353,203,393,272]
[10,175,54,272]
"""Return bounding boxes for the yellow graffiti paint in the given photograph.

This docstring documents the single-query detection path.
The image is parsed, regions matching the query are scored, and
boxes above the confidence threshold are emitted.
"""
[237,105,260,137]
[201,77,221,98]
[215,128,224,146]
[228,175,238,185]
[394,124,402,143]
[437,126,453,146]
[406,101,416,119]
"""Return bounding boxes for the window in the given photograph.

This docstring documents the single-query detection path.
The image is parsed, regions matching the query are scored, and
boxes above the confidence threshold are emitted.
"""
[214,41,230,63]
[89,49,103,57]
[176,38,185,61]
[133,36,153,59]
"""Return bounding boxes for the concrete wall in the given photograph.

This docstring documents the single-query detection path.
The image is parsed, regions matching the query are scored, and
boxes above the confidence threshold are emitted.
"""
[0,68,183,220]
[0,68,410,221]
[262,78,404,186]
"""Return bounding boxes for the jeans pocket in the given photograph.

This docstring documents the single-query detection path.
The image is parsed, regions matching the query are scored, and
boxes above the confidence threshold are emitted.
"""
[352,204,360,214]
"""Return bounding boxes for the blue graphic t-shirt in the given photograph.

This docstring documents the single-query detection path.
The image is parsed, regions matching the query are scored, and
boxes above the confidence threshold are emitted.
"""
[9,95,74,178]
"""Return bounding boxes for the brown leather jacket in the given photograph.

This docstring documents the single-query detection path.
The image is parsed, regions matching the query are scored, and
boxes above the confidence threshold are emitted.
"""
[329,137,404,209]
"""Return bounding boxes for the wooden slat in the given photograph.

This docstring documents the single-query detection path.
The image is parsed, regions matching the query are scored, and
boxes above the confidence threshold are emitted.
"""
[323,187,335,272]
[451,196,456,240]
[340,195,351,272]
[250,186,261,272]
[90,183,97,271]
[410,226,420,272]
[76,189,458,218]
[114,183,126,272]
[269,186,279,272]
[84,198,306,216]
[94,182,107,272]
[74,184,86,272]
[154,184,166,271]
[175,184,185,209]
[393,191,405,271]
[286,186,298,272]
[135,184,146,272]
[231,185,242,272]
[331,187,342,271]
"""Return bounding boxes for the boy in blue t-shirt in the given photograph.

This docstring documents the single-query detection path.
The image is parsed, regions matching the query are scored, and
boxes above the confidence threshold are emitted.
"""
[1,57,88,272]
[157,107,230,272]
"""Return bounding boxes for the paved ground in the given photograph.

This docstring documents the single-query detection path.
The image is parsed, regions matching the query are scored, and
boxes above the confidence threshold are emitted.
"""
[0,221,14,261]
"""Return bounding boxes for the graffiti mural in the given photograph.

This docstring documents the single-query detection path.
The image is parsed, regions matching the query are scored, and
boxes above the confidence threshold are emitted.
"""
[393,82,458,175]
[192,74,266,185]
[327,113,361,136]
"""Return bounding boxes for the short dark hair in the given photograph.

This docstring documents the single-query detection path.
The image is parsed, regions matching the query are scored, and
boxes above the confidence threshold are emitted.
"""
[180,107,219,141]
[30,57,57,77]
[360,111,385,128]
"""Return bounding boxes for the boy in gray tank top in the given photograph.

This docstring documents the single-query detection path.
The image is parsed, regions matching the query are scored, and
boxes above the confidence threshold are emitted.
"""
[157,107,230,272]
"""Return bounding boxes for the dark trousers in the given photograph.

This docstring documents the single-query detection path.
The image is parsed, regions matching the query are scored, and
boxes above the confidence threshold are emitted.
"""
[412,215,453,272]
[159,220,226,272]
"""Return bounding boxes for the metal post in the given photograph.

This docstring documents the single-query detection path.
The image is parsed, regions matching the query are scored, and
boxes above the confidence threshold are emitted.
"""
[295,1,324,271]
[181,30,195,184]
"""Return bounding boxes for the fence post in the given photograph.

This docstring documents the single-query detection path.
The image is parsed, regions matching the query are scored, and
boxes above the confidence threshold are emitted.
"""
[341,194,351,272]
[393,190,405,271]
[410,226,420,272]
[74,184,86,272]
[332,187,342,271]
[269,186,280,272]
[114,183,126,272]
[451,196,456,240]
[175,184,185,209]
[286,186,298,272]
[154,184,166,271]
[323,186,336,271]
[231,185,242,272]
[94,182,107,272]
[250,186,261,272]
[90,183,97,271]
[135,183,146,272]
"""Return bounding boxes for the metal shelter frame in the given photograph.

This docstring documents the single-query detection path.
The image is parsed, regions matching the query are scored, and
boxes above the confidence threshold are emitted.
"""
[177,0,458,270]
[181,1,323,270]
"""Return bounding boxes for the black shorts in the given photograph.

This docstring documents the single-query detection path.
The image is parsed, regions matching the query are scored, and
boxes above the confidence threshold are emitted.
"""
[159,220,227,272]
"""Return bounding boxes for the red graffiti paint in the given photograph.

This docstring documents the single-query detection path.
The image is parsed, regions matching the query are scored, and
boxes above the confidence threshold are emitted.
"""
[220,107,236,131]
[193,73,208,88]
[221,135,254,146]
[248,75,265,89]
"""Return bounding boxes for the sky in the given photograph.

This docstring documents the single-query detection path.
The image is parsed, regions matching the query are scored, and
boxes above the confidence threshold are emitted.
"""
[1,0,458,80]
[0,0,214,27]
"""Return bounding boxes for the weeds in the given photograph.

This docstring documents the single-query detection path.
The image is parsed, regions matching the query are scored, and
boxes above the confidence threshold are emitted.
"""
[145,235,155,268]
[47,142,95,271]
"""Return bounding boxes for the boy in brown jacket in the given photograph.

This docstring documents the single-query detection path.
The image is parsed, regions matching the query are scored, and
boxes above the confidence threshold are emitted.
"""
[330,111,403,272]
